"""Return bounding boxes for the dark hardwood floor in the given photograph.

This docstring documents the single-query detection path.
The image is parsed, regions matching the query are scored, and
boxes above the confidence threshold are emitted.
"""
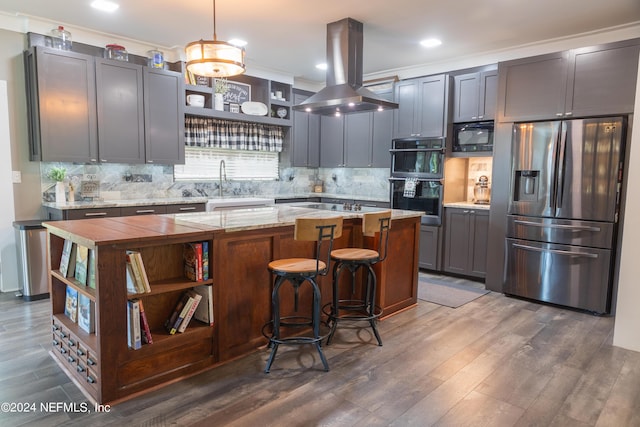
[1,274,639,427]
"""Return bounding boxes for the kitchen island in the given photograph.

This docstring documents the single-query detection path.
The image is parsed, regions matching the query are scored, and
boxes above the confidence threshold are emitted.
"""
[44,205,422,404]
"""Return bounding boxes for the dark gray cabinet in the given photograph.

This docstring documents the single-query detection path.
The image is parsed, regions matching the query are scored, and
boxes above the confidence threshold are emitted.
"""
[320,110,392,168]
[95,59,145,163]
[45,202,205,220]
[393,74,448,138]
[497,39,640,122]
[443,207,489,278]
[320,115,345,167]
[144,67,185,164]
[452,70,498,122]
[25,47,98,162]
[25,46,184,164]
[419,225,440,270]
[291,90,320,167]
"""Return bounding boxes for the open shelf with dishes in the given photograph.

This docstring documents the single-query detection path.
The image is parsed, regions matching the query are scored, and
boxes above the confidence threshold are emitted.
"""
[184,74,293,126]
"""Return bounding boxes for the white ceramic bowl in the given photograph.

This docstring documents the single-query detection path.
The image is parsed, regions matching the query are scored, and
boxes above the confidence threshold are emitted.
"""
[187,94,205,107]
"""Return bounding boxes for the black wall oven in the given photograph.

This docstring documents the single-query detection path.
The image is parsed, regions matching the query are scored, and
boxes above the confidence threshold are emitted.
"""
[390,137,445,225]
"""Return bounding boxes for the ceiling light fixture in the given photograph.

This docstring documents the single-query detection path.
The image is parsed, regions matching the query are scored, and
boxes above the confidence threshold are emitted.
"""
[420,38,442,48]
[185,0,246,78]
[91,0,119,13]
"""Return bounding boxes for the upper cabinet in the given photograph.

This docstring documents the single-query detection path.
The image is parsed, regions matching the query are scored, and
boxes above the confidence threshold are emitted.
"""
[290,90,320,167]
[452,70,498,122]
[25,47,98,162]
[25,46,185,164]
[319,110,393,168]
[497,39,640,122]
[393,74,448,139]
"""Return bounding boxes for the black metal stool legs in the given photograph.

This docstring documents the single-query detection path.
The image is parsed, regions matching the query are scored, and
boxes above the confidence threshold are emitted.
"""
[264,274,329,373]
[326,260,383,346]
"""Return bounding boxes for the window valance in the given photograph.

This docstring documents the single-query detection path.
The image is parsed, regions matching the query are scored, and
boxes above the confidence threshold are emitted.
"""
[185,117,284,152]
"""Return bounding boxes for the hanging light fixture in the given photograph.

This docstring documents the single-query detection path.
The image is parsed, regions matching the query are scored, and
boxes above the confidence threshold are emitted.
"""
[185,0,245,78]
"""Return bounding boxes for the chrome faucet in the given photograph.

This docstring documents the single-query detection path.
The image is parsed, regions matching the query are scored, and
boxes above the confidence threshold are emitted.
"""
[219,160,227,197]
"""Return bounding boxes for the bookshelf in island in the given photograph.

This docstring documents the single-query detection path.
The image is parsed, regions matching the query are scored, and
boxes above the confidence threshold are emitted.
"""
[44,206,421,405]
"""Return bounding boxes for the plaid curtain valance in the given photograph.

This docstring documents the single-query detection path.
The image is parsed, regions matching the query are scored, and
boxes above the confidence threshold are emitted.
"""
[185,116,284,152]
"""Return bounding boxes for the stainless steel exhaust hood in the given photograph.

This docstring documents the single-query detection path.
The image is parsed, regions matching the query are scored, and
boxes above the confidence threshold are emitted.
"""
[292,18,398,115]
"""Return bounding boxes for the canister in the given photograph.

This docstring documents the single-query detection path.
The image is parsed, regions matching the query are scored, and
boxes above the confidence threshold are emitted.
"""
[51,26,72,51]
[105,44,128,61]
[147,49,164,68]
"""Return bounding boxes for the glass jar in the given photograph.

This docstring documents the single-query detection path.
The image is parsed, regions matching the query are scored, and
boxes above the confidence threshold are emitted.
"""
[51,26,72,51]
[105,44,128,61]
[147,49,164,69]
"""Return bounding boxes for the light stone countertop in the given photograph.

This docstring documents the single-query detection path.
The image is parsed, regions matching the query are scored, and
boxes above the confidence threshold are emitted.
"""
[443,201,490,210]
[42,193,390,210]
[166,205,422,233]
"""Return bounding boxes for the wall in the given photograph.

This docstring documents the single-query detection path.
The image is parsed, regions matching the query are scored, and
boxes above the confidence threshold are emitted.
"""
[613,57,640,352]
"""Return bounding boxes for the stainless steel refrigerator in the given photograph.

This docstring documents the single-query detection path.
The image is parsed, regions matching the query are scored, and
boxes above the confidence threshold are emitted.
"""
[504,117,625,314]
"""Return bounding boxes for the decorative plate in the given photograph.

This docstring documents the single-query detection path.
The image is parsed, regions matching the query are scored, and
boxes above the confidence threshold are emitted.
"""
[241,101,268,116]
[276,107,288,119]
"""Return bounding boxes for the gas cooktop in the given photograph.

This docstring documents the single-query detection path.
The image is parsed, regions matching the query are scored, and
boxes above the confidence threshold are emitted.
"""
[298,202,387,213]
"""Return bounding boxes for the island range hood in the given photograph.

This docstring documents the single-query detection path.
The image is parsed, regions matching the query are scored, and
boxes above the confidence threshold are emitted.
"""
[293,18,398,115]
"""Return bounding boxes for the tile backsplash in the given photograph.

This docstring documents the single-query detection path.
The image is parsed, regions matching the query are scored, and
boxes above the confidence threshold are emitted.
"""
[40,163,391,202]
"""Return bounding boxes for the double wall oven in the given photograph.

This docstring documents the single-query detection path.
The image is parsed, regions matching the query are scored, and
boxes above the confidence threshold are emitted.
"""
[390,137,445,225]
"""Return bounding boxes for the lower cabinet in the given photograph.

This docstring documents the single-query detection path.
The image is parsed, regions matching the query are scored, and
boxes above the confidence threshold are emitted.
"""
[442,207,489,278]
[419,225,440,270]
[45,203,205,220]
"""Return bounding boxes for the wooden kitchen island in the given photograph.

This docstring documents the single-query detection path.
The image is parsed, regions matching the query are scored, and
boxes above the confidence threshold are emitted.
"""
[44,205,422,405]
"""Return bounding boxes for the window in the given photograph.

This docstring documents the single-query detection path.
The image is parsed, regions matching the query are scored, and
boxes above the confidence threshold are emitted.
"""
[174,147,279,181]
[177,117,284,181]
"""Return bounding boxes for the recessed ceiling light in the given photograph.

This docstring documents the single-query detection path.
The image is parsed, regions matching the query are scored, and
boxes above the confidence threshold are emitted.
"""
[91,0,119,13]
[420,38,442,48]
[228,39,247,47]
[316,63,328,70]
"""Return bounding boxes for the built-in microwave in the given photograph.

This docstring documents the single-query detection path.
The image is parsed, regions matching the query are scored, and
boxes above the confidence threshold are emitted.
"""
[390,137,445,178]
[452,121,494,153]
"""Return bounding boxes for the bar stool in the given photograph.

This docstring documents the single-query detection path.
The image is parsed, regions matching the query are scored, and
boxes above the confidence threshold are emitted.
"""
[325,210,391,346]
[263,216,343,373]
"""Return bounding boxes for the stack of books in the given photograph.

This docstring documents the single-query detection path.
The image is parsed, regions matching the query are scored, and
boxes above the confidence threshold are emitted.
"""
[126,250,151,294]
[183,241,209,282]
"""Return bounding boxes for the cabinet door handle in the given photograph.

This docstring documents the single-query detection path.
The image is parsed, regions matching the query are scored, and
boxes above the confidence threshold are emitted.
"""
[565,112,573,116]
[178,206,196,211]
[555,113,563,117]
[471,116,477,119]
[463,210,469,213]
[135,209,156,214]
[478,115,484,119]
[84,212,108,217]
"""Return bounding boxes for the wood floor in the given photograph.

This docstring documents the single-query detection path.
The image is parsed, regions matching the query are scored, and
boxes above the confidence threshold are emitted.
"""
[1,274,640,427]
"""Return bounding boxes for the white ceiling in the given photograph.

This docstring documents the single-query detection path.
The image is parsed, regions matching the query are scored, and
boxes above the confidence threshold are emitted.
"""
[1,0,640,84]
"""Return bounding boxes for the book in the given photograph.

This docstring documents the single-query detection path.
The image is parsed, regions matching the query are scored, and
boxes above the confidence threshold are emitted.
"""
[59,239,77,278]
[166,293,195,335]
[78,293,95,333]
[195,243,203,281]
[133,252,152,293]
[138,299,153,345]
[87,249,96,289]
[127,299,142,350]
[202,241,209,280]
[125,262,138,294]
[126,251,145,293]
[177,290,203,333]
[164,292,190,333]
[191,284,214,326]
[74,245,89,285]
[64,285,78,323]
[183,243,200,281]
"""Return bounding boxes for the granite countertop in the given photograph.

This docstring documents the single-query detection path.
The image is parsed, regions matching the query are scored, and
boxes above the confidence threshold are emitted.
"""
[168,205,422,233]
[443,201,490,210]
[42,193,390,210]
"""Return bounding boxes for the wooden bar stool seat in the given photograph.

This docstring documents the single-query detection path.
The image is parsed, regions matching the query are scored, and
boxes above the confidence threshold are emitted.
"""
[262,216,343,373]
[325,210,391,346]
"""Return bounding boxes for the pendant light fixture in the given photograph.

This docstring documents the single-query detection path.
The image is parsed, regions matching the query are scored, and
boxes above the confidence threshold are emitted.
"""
[185,0,246,78]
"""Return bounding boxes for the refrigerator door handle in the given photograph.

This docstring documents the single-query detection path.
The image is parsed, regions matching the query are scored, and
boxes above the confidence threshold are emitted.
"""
[555,123,568,215]
[513,220,601,232]
[512,243,599,259]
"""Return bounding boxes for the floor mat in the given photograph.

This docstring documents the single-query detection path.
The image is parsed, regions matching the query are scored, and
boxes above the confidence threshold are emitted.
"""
[418,279,489,308]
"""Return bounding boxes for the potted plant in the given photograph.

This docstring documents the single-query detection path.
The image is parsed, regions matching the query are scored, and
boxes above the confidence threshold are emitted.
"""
[214,78,228,111]
[48,166,67,203]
